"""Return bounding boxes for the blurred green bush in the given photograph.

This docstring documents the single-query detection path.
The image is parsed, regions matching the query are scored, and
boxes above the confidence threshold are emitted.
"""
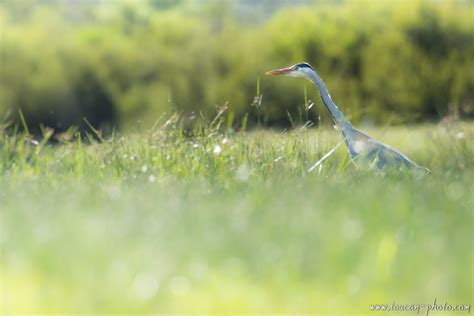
[0,0,473,132]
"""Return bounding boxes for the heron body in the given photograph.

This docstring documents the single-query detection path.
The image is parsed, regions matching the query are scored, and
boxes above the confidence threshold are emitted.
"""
[266,62,429,175]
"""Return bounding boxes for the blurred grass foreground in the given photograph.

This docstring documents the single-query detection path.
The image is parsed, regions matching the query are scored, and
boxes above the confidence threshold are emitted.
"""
[0,0,473,132]
[1,119,473,313]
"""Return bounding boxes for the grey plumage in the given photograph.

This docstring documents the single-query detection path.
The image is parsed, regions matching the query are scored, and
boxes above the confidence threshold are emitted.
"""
[266,62,430,176]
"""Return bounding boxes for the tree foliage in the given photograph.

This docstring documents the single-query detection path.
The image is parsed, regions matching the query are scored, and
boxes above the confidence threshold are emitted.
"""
[0,0,472,132]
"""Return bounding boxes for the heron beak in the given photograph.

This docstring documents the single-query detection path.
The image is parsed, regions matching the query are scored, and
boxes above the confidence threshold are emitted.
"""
[265,67,292,76]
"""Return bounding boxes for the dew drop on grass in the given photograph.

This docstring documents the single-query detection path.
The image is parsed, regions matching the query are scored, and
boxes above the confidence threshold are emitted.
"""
[148,175,156,183]
[132,271,160,301]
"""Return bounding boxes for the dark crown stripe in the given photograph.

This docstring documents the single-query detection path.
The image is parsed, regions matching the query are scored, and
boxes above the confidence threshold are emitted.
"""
[296,62,313,69]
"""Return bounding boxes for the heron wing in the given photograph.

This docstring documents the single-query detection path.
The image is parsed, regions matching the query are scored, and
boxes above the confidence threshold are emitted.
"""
[344,128,421,171]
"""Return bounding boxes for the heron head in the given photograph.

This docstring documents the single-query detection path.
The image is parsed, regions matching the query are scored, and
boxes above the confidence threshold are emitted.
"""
[265,62,314,78]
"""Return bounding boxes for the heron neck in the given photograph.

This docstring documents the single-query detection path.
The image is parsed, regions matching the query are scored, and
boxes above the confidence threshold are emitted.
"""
[307,70,352,128]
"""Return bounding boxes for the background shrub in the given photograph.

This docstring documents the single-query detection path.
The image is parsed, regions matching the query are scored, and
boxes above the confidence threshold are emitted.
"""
[0,0,472,133]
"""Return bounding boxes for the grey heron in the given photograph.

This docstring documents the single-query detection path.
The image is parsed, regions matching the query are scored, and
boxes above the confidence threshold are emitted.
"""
[266,62,430,176]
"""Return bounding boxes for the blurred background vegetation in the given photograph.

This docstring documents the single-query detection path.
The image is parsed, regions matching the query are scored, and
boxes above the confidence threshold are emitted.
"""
[0,0,473,133]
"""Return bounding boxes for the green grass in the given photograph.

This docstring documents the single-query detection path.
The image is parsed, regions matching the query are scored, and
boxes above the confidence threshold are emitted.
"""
[1,121,473,315]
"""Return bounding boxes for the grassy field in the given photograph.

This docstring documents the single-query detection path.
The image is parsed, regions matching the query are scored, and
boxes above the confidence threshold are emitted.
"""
[1,121,473,315]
